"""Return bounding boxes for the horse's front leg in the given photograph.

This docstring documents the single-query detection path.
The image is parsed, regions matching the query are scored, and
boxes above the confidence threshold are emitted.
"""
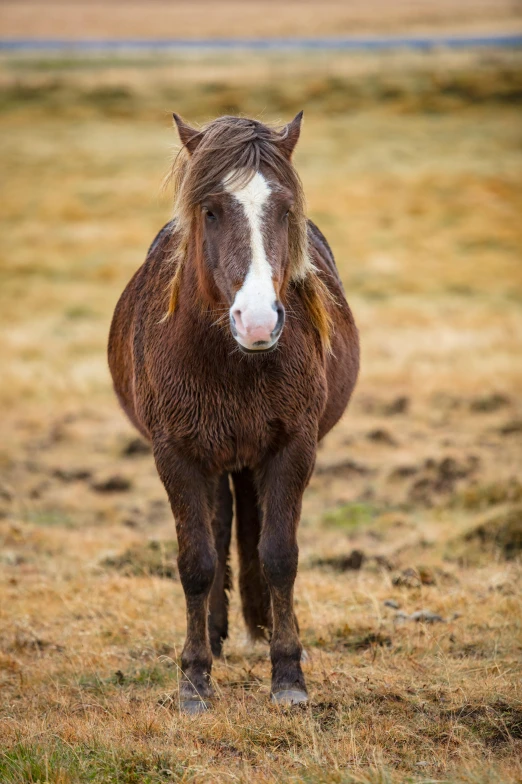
[257,434,316,705]
[153,441,217,713]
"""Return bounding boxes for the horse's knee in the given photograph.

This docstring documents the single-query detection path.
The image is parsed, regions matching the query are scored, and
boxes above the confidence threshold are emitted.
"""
[178,546,217,597]
[259,538,298,590]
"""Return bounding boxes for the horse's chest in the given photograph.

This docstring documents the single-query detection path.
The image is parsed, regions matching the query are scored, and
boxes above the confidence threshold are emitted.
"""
[165,361,321,470]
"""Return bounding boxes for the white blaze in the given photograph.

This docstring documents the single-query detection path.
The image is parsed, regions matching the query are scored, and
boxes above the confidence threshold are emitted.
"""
[224,171,277,345]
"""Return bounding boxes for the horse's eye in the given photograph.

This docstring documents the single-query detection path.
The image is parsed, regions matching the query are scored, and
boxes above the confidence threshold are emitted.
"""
[283,210,290,220]
[204,208,217,222]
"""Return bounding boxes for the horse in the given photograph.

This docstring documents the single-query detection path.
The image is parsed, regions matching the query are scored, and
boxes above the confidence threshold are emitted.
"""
[108,112,359,713]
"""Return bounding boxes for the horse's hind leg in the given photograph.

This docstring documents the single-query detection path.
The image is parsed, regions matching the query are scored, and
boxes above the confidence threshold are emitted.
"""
[232,469,272,642]
[208,473,233,658]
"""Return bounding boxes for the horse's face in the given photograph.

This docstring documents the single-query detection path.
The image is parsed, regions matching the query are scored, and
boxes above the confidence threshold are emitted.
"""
[202,170,292,353]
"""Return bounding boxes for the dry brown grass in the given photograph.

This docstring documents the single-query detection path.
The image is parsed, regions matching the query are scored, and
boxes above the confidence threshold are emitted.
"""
[0,49,521,783]
[1,0,521,40]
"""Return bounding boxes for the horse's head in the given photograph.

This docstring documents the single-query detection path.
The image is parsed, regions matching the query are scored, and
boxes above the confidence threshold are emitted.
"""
[170,113,309,353]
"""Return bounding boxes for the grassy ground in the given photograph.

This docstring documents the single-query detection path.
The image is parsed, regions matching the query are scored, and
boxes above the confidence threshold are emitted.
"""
[1,0,520,41]
[0,49,521,783]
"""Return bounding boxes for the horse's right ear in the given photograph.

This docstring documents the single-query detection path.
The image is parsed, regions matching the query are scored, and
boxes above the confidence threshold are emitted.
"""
[173,113,202,154]
[278,110,304,159]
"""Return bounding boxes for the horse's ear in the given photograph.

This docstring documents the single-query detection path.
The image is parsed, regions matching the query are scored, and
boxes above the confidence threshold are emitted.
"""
[173,113,202,155]
[279,110,304,159]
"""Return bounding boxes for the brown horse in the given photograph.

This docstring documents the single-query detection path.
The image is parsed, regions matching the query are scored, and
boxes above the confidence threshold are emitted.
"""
[108,113,359,712]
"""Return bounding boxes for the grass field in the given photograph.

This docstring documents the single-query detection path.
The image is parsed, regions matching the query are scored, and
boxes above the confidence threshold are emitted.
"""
[1,0,521,40]
[1,46,522,783]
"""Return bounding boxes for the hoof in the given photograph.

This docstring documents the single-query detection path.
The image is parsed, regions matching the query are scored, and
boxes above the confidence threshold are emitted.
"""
[180,698,210,715]
[271,689,308,706]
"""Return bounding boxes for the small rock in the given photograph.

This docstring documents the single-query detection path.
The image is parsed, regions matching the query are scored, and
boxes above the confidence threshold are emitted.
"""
[409,610,445,623]
[384,599,400,609]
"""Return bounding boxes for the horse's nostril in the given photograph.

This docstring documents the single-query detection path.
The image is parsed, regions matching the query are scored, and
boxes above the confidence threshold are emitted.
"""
[273,301,285,336]
[232,308,244,333]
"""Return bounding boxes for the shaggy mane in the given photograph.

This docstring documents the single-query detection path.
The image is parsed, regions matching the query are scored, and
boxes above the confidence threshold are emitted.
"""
[164,115,334,352]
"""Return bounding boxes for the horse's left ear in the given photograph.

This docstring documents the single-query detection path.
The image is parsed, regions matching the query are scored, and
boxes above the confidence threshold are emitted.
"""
[279,111,304,159]
[173,113,202,155]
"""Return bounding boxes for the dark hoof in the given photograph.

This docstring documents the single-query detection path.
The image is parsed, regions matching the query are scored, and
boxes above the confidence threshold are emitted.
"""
[271,689,308,706]
[180,698,210,715]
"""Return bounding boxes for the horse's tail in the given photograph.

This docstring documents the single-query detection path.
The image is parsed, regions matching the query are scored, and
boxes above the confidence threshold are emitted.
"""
[231,469,271,641]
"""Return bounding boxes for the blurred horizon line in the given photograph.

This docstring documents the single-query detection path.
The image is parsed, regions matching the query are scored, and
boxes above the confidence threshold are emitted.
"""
[1,32,522,53]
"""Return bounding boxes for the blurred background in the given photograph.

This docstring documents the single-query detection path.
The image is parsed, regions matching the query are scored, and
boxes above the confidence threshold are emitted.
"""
[1,3,521,781]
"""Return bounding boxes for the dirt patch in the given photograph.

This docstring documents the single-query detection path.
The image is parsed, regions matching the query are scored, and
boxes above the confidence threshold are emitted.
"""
[470,393,510,413]
[310,549,365,571]
[359,395,410,416]
[499,420,522,436]
[122,438,152,457]
[314,458,371,478]
[92,475,132,493]
[367,428,397,446]
[52,468,92,482]
[408,456,480,505]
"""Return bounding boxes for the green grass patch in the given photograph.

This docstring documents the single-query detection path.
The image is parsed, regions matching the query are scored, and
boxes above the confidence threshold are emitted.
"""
[25,509,76,528]
[322,502,377,530]
[78,662,176,695]
[0,740,184,784]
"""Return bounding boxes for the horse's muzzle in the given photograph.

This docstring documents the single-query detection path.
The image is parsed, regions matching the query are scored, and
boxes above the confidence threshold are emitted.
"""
[230,300,285,353]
